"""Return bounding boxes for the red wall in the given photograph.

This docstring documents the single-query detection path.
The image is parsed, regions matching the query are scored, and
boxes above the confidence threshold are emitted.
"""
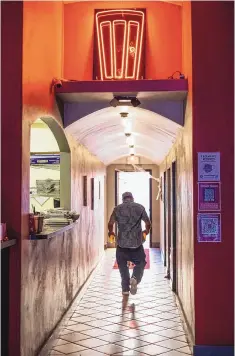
[64,1,182,80]
[1,2,23,355]
[192,1,234,345]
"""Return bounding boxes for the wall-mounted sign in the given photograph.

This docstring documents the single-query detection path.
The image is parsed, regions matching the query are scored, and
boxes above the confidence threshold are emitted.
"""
[197,213,221,242]
[198,152,220,181]
[94,9,146,80]
[30,154,60,165]
[198,182,221,211]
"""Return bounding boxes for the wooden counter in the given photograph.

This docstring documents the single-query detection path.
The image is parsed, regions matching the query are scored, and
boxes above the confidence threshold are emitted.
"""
[32,222,77,239]
[1,239,16,249]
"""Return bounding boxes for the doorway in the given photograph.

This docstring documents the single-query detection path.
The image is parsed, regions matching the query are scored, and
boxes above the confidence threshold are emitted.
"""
[163,171,167,266]
[171,161,177,292]
[115,170,152,247]
[166,168,171,278]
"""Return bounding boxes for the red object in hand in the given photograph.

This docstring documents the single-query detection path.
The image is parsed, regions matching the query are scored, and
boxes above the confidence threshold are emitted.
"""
[0,223,7,241]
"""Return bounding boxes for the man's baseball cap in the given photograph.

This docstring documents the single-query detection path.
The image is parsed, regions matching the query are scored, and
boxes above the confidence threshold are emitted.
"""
[122,192,133,200]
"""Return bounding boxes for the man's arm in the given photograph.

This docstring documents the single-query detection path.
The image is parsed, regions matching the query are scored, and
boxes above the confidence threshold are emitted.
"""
[141,209,151,235]
[108,208,116,235]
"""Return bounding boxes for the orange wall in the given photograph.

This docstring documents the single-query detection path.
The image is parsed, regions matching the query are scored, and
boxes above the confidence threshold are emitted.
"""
[64,1,182,80]
[23,1,63,110]
[22,2,106,355]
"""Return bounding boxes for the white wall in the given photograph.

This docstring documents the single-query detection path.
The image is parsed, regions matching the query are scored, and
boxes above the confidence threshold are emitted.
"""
[30,120,59,152]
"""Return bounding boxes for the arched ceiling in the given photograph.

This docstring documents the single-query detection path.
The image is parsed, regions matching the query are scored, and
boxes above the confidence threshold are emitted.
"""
[65,107,182,165]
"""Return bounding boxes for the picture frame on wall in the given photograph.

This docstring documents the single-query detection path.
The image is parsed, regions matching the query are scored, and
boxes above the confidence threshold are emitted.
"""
[83,176,87,206]
[91,178,94,210]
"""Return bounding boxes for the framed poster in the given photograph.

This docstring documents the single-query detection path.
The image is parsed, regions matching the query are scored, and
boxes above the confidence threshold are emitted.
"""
[198,152,220,181]
[91,178,94,210]
[198,182,221,211]
[36,179,60,197]
[197,213,221,242]
[83,176,87,206]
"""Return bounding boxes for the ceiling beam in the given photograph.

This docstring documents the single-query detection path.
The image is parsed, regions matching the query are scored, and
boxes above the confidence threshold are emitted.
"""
[63,0,183,5]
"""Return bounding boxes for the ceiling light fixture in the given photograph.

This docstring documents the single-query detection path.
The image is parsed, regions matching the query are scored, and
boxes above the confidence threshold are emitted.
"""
[130,147,135,155]
[110,96,141,107]
[120,112,129,118]
[126,135,134,146]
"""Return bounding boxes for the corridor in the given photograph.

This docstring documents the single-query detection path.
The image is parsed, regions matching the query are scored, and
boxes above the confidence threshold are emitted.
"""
[47,249,192,356]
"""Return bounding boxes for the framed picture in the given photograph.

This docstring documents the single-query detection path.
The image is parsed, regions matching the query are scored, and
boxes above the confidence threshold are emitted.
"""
[91,178,94,210]
[36,179,60,197]
[83,176,87,206]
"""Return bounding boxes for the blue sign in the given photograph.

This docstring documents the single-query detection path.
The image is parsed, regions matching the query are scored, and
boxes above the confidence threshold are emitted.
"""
[30,154,60,165]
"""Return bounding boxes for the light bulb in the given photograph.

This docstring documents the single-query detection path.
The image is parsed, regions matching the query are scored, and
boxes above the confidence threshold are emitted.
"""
[119,106,129,113]
[124,119,132,134]
[130,147,135,155]
[126,136,134,146]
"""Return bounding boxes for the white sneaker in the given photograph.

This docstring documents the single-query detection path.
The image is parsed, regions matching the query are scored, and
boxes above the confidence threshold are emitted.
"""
[130,277,137,295]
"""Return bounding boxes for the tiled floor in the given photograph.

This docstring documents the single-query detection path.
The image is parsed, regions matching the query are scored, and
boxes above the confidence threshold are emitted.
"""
[48,249,192,356]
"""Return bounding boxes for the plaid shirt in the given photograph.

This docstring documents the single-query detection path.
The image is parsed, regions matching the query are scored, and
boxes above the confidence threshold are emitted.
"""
[109,201,150,248]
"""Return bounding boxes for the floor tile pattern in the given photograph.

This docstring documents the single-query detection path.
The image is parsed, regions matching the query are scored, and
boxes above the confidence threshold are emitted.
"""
[48,249,192,355]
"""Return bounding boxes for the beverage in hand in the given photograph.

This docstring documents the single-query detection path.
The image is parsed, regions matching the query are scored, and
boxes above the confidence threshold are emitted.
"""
[109,234,115,243]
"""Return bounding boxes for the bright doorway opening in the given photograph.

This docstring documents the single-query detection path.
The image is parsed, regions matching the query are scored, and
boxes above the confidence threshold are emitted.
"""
[117,171,151,248]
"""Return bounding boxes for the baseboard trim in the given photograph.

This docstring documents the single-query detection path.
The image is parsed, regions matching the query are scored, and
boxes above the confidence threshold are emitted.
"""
[151,242,160,248]
[194,345,234,356]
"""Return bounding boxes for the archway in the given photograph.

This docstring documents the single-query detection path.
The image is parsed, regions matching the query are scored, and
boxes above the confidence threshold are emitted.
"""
[30,118,71,212]
[65,106,182,165]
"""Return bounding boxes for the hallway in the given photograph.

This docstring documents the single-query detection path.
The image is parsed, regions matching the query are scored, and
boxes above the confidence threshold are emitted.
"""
[47,249,191,356]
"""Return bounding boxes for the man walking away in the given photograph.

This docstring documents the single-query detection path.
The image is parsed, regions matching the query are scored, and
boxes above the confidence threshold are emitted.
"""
[108,192,151,296]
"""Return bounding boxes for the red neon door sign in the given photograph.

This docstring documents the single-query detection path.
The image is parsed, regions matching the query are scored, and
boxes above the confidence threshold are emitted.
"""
[94,9,145,80]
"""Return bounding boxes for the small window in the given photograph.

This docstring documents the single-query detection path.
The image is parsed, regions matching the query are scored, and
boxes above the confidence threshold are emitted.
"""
[91,178,94,210]
[83,176,87,206]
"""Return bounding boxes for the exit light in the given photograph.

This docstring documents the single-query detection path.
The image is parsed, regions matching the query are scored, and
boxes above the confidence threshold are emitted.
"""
[94,9,146,80]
